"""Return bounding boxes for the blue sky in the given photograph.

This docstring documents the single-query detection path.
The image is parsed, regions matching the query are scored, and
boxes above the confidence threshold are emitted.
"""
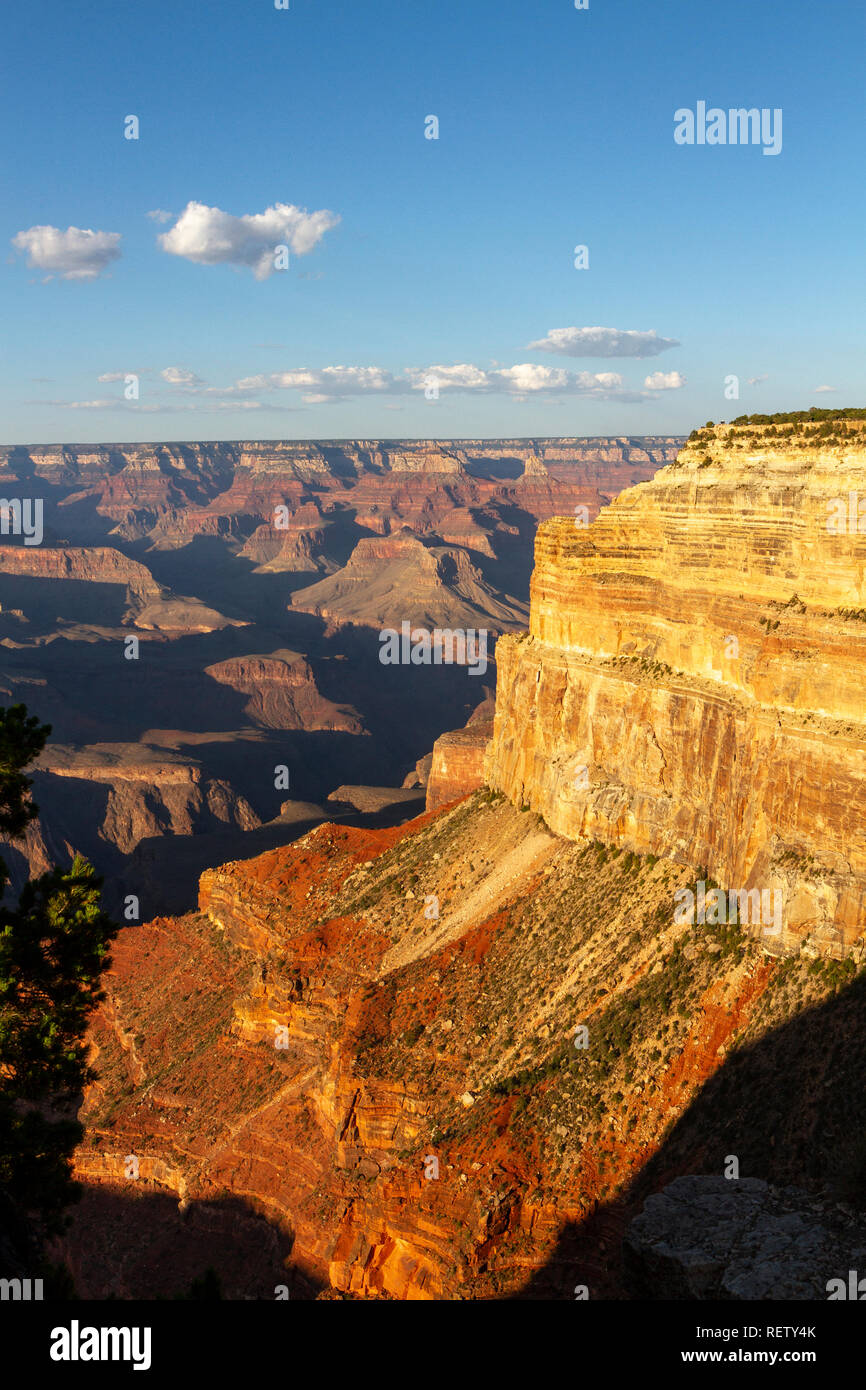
[2,0,863,443]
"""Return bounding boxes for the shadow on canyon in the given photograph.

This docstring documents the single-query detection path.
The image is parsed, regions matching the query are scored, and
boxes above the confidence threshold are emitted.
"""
[43,957,866,1301]
[113,790,426,917]
[52,1186,323,1301]
[510,966,866,1299]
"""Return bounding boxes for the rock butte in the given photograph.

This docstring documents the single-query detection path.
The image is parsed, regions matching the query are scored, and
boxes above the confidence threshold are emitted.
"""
[487,421,866,957]
[289,533,528,634]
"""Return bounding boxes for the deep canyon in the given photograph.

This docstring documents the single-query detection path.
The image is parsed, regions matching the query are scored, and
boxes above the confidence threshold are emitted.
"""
[7,423,866,1299]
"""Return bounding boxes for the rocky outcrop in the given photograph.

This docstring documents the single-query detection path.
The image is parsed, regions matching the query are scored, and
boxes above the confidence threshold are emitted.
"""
[62,779,866,1300]
[326,785,424,815]
[204,652,363,732]
[426,697,496,811]
[2,745,260,887]
[0,543,236,633]
[521,450,549,479]
[239,502,337,573]
[625,1176,866,1300]
[367,444,467,474]
[0,545,161,601]
[486,421,866,958]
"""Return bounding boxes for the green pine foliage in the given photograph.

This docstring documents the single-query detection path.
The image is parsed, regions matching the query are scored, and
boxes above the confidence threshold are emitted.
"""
[0,703,119,1269]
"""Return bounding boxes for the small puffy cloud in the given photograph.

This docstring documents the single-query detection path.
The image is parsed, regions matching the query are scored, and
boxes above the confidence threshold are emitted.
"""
[65,399,115,409]
[813,384,836,393]
[527,325,680,358]
[146,209,173,223]
[12,224,122,280]
[406,363,490,391]
[158,200,340,279]
[644,370,686,390]
[231,375,269,393]
[160,366,203,387]
[747,374,768,386]
[492,364,569,392]
[97,371,127,383]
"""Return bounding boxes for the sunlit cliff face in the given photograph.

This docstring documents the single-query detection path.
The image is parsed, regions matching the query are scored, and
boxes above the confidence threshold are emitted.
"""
[487,422,866,959]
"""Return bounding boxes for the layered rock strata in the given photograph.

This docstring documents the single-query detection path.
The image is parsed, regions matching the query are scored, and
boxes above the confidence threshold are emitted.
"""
[426,697,496,811]
[486,422,866,957]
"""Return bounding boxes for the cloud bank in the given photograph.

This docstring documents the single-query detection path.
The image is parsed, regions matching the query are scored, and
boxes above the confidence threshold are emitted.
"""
[232,363,654,403]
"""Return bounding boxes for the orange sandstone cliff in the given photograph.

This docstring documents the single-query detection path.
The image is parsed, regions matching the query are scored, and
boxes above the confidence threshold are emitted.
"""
[487,419,866,957]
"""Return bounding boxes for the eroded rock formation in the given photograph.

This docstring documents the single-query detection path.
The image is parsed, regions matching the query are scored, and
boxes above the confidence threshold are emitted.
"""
[426,697,496,811]
[289,533,528,635]
[204,652,363,732]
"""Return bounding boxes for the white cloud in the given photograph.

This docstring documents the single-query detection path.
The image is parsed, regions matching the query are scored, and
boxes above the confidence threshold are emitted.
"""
[813,384,837,393]
[160,366,203,386]
[747,374,768,386]
[53,397,196,414]
[97,372,127,383]
[12,224,122,280]
[405,363,491,391]
[146,209,173,223]
[236,362,643,402]
[644,370,686,390]
[157,200,340,279]
[237,366,401,399]
[409,363,630,398]
[527,325,680,358]
[493,364,570,392]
